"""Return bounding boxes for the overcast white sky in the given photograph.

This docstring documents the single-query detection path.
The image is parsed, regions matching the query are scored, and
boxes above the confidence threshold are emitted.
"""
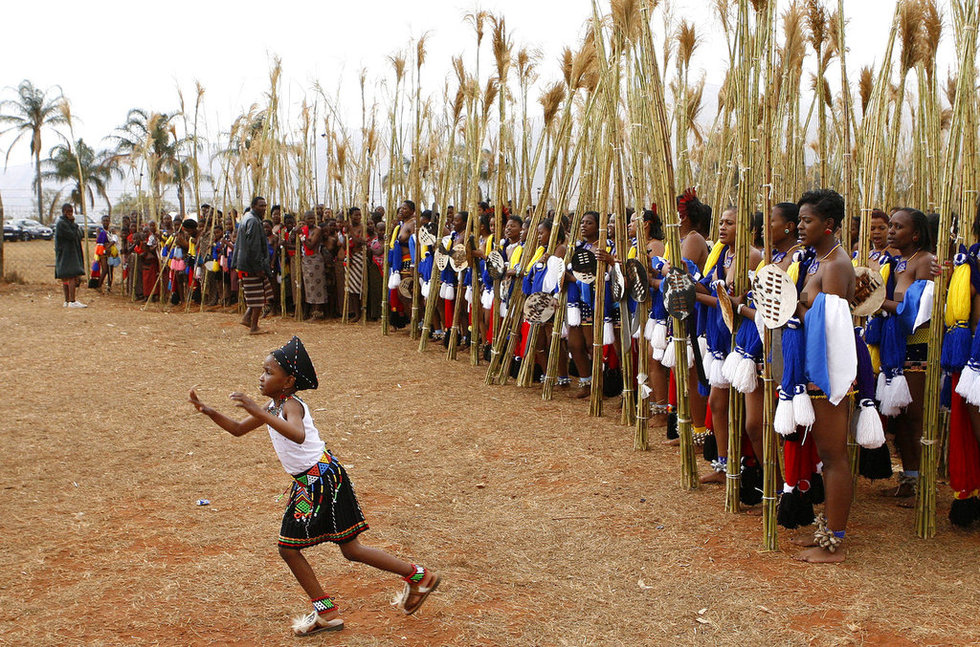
[0,0,959,212]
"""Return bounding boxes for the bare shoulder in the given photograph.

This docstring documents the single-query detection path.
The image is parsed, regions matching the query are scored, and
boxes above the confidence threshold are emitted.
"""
[282,397,304,419]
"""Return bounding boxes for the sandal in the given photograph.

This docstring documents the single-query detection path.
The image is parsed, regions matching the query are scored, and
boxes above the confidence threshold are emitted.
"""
[292,611,344,636]
[395,565,441,615]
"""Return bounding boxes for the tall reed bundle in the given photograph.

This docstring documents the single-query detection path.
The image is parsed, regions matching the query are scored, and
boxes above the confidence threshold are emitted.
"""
[635,0,697,489]
[491,15,513,343]
[484,78,570,385]
[408,35,429,340]
[757,0,779,549]
[916,0,979,539]
[419,84,466,351]
[381,50,408,335]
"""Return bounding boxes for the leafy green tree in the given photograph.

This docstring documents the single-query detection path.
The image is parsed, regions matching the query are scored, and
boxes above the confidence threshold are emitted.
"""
[111,109,188,215]
[42,138,114,216]
[0,80,67,222]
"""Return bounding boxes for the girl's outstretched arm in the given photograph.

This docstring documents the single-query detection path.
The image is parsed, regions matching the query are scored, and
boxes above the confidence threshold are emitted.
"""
[189,388,263,437]
[228,392,307,444]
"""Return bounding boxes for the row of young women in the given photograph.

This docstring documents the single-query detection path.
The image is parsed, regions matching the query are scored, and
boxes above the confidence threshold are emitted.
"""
[390,186,980,562]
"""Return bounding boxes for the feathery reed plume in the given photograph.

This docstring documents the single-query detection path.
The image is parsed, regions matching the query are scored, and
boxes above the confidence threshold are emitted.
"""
[898,0,921,75]
[416,33,429,70]
[611,0,642,44]
[482,77,500,121]
[917,0,942,82]
[945,73,958,108]
[561,47,574,87]
[676,20,699,68]
[859,66,874,115]
[492,16,512,79]
[540,82,566,128]
[686,78,706,145]
[806,0,827,51]
[464,9,490,46]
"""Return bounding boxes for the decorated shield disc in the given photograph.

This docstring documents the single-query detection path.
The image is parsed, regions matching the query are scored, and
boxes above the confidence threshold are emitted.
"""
[851,266,886,317]
[610,262,626,301]
[450,243,469,272]
[571,247,597,285]
[397,275,415,300]
[487,250,505,280]
[626,258,649,303]
[664,267,696,320]
[523,291,556,324]
[752,263,797,329]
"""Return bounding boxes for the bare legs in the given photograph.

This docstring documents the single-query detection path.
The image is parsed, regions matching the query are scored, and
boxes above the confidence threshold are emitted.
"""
[279,537,435,620]
[701,386,728,484]
[795,396,851,563]
[894,372,925,474]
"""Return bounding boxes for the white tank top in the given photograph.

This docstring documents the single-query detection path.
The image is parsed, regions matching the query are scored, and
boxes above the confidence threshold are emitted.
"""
[267,396,326,475]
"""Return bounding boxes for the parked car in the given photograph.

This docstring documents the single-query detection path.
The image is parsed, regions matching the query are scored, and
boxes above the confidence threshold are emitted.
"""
[3,220,28,241]
[10,218,54,240]
[74,216,101,238]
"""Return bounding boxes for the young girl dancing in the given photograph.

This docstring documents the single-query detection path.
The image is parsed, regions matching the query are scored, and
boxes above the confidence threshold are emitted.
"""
[188,336,440,636]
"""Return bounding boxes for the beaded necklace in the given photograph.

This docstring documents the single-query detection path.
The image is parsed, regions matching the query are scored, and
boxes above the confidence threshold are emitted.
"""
[807,242,842,275]
[266,393,298,417]
[895,249,920,273]
[772,243,802,265]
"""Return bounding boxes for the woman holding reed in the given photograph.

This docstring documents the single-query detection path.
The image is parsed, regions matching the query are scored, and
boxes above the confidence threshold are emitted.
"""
[876,208,936,498]
[566,211,613,398]
[789,189,856,563]
[631,209,670,427]
[694,208,763,485]
[520,217,567,380]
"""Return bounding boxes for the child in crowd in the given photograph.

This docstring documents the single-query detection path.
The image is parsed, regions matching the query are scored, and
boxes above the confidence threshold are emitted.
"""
[188,336,440,636]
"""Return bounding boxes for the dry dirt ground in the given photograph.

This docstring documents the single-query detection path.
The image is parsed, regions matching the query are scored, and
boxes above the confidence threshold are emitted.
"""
[1,254,980,646]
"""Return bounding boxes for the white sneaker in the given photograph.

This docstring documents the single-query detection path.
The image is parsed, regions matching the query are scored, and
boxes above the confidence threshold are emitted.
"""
[63,302,69,307]
[68,301,88,308]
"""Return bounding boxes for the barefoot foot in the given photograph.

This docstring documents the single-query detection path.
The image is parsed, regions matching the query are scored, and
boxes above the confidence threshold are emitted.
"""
[700,470,725,485]
[793,545,845,563]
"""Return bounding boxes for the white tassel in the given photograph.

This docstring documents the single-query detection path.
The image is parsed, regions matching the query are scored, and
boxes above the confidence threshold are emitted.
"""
[879,374,912,417]
[875,371,887,403]
[500,303,508,318]
[388,272,401,289]
[561,322,569,338]
[702,354,717,385]
[721,352,741,384]
[603,321,615,346]
[567,305,581,327]
[967,378,980,407]
[687,343,695,368]
[652,345,665,362]
[464,285,473,305]
[421,280,430,299]
[793,390,815,429]
[731,356,759,394]
[662,339,677,367]
[955,367,977,400]
[481,289,494,310]
[644,318,655,341]
[652,322,668,351]
[698,335,709,360]
[774,398,796,436]
[708,355,729,388]
[856,401,885,448]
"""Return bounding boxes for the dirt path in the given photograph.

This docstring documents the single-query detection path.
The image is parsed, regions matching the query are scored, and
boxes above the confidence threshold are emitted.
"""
[1,282,979,646]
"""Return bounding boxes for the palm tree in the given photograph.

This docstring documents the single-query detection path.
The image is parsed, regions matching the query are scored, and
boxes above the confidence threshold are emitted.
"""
[0,80,67,223]
[110,108,186,215]
[42,138,113,215]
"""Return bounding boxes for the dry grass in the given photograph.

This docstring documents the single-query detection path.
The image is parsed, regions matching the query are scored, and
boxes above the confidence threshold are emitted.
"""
[1,282,979,646]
